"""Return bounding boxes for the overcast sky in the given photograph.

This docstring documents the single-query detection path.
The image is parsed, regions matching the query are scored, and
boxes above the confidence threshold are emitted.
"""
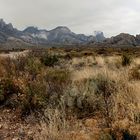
[0,0,140,37]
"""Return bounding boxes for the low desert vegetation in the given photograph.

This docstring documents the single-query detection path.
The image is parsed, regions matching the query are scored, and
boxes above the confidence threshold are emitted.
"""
[121,53,132,66]
[0,47,140,140]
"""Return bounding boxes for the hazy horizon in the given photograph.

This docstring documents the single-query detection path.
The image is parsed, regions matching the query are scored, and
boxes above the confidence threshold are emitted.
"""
[0,0,140,37]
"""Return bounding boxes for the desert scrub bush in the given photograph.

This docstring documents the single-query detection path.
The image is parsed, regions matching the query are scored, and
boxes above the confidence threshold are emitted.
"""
[113,81,140,122]
[0,57,16,78]
[20,79,48,115]
[0,78,22,106]
[0,56,47,114]
[61,73,118,121]
[89,72,140,137]
[0,55,31,78]
[40,53,59,67]
[63,88,99,118]
[40,107,68,140]
[0,58,6,77]
[99,131,114,140]
[91,74,118,127]
[25,57,43,80]
[0,76,48,116]
[122,130,137,140]
[0,57,71,115]
[121,53,132,66]
[104,126,139,140]
[12,56,29,76]
[129,65,140,80]
[45,69,71,106]
[35,107,84,140]
[64,70,140,127]
[111,128,138,140]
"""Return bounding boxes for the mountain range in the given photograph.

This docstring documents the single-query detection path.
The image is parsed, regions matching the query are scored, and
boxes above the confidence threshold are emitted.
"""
[0,19,105,47]
[1,19,140,48]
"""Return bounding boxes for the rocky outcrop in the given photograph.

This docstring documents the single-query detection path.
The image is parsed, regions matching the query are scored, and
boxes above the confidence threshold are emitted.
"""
[104,33,140,47]
[94,31,105,42]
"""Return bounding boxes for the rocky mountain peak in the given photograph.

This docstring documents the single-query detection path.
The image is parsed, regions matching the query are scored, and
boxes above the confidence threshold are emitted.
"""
[0,19,16,32]
[51,26,71,33]
[104,33,137,46]
[0,19,6,28]
[94,31,104,36]
[94,31,105,42]
[23,26,40,34]
[6,23,14,30]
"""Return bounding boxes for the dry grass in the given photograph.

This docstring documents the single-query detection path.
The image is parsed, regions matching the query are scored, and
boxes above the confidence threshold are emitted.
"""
[0,48,140,140]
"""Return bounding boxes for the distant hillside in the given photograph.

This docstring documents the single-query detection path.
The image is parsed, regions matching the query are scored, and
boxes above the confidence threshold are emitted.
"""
[103,33,140,47]
[1,19,140,48]
[0,19,105,47]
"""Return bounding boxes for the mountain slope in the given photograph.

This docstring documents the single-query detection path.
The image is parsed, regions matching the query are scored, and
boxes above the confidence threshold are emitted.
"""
[22,26,103,44]
[1,19,140,47]
[0,19,106,46]
[103,33,140,47]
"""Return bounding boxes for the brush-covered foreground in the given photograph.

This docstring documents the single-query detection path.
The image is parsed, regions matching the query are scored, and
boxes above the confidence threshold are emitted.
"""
[0,47,140,140]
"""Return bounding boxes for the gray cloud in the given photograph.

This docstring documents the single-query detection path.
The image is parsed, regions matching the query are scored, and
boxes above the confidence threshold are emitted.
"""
[0,0,140,37]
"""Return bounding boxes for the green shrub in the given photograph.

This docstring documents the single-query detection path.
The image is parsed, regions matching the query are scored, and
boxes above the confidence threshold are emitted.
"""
[45,69,71,106]
[93,74,117,97]
[90,74,118,127]
[1,58,15,78]
[62,82,97,118]
[62,74,118,120]
[0,78,21,105]
[19,68,70,115]
[13,56,29,75]
[25,57,42,80]
[122,130,137,140]
[121,53,132,66]
[21,79,47,116]
[40,54,59,67]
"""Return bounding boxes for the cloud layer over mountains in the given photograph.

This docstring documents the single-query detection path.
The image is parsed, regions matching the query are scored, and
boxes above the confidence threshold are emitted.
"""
[0,0,140,37]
